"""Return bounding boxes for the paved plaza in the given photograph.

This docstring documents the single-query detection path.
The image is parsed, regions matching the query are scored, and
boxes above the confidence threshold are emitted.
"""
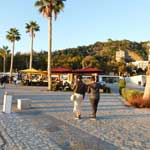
[0,84,150,150]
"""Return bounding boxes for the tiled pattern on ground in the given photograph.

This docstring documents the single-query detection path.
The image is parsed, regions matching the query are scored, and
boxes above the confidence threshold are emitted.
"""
[0,105,118,150]
[0,84,150,150]
[29,94,150,150]
[0,111,62,150]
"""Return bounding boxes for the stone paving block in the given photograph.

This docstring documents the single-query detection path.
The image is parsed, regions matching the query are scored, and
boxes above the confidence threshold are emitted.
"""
[0,137,4,147]
[17,99,32,110]
[0,85,150,149]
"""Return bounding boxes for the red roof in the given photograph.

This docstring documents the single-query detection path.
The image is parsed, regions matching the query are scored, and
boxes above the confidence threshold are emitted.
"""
[46,67,103,74]
[73,67,103,74]
[51,67,72,73]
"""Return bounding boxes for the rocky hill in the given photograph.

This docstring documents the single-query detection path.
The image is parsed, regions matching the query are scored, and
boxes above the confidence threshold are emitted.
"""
[127,50,144,61]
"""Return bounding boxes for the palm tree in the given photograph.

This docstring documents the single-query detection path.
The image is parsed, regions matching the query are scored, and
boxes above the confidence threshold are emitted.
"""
[0,49,6,72]
[143,43,150,101]
[143,62,150,100]
[6,28,21,81]
[143,63,150,101]
[25,21,40,69]
[35,0,66,91]
[0,46,10,72]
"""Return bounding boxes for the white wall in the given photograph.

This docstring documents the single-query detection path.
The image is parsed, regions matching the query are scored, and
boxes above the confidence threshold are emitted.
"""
[126,75,146,85]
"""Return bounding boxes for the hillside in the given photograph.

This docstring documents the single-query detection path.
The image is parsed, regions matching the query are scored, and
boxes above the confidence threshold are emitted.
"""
[0,39,149,73]
[127,50,144,61]
[53,39,148,62]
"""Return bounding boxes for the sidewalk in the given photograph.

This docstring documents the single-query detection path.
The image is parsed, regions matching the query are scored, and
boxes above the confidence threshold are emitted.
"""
[0,84,150,150]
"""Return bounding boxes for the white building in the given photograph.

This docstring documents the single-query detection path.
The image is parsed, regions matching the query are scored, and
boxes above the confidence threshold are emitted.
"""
[126,75,146,86]
[131,61,148,70]
[116,50,126,62]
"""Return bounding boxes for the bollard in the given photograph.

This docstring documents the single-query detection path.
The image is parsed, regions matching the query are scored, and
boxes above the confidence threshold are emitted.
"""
[17,99,32,110]
[2,92,12,113]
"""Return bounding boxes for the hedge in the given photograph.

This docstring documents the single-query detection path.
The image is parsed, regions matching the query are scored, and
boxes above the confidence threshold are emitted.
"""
[121,88,150,108]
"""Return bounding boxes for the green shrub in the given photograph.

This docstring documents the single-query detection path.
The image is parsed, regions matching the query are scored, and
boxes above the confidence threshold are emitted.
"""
[130,97,150,108]
[122,88,150,108]
[122,88,143,102]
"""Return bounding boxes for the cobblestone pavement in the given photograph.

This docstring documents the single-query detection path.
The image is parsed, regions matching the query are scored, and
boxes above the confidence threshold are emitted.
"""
[0,84,150,150]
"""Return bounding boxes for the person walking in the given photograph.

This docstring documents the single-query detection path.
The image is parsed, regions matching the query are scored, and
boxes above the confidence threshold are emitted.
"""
[72,75,87,119]
[118,77,126,95]
[0,75,7,88]
[88,76,101,120]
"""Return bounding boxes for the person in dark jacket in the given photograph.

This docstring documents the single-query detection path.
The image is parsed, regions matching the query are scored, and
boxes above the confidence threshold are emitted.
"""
[0,75,7,88]
[88,76,101,120]
[72,75,87,119]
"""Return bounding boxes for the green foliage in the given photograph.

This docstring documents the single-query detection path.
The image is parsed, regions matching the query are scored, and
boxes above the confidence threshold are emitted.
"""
[25,21,40,33]
[51,39,148,74]
[122,88,150,108]
[81,56,100,68]
[1,39,149,73]
[35,0,66,19]
[6,28,21,42]
[122,88,143,102]
[0,58,3,71]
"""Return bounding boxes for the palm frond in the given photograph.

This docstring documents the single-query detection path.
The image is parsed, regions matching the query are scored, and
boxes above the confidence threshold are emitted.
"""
[25,21,40,34]
[35,0,66,19]
[6,28,21,42]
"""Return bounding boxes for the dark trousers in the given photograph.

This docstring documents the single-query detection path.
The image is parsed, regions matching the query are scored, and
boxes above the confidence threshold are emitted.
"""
[119,87,123,95]
[90,98,99,117]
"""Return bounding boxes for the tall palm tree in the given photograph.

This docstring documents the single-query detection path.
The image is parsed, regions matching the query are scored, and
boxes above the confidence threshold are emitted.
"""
[0,46,10,72]
[35,0,66,91]
[0,49,6,72]
[6,28,21,80]
[143,43,150,101]
[25,21,40,69]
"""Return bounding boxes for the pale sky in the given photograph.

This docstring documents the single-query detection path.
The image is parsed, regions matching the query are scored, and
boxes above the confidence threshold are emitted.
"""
[0,0,150,53]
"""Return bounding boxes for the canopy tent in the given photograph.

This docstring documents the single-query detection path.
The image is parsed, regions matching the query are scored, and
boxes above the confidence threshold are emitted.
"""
[52,67,72,73]
[0,50,7,58]
[42,67,72,74]
[20,68,41,74]
[20,67,103,75]
[73,67,103,74]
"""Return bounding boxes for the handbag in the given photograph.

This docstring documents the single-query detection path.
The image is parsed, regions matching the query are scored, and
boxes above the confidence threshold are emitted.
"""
[70,93,76,101]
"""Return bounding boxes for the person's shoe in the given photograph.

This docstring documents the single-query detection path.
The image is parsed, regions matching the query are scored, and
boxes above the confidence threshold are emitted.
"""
[89,114,96,117]
[90,117,96,120]
[74,115,80,120]
[74,116,80,120]
[78,115,81,119]
[74,117,79,120]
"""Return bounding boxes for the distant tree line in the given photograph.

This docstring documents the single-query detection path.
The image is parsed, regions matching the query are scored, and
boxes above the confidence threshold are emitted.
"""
[0,39,149,75]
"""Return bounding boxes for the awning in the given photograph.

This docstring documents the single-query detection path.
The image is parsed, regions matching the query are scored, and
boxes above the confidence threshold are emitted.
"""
[73,67,103,74]
[20,68,41,74]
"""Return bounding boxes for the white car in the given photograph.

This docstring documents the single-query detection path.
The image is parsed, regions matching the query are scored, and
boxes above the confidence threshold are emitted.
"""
[99,81,106,86]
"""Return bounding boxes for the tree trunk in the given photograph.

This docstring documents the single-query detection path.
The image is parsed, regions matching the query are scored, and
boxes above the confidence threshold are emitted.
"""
[143,62,150,100]
[29,31,34,69]
[9,42,15,83]
[148,48,150,61]
[3,56,6,72]
[47,16,52,91]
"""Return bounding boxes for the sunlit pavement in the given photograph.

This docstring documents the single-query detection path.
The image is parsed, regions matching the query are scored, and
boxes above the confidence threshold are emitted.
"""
[0,84,149,150]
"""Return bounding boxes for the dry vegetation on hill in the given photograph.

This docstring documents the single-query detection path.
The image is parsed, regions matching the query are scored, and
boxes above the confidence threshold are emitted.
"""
[127,50,143,61]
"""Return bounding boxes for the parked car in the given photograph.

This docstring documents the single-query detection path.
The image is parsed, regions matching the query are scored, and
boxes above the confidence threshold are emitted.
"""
[99,81,106,86]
